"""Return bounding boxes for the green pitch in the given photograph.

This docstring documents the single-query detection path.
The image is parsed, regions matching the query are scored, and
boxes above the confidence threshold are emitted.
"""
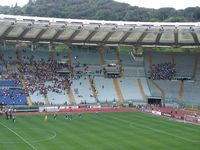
[0,112,200,150]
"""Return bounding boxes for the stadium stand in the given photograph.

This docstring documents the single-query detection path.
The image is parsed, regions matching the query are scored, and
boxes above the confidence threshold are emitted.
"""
[0,39,200,105]
[46,81,69,105]
[151,51,172,65]
[1,45,200,107]
[144,51,200,106]
[1,48,16,61]
[195,55,200,80]
[0,79,27,105]
[147,79,162,97]
[140,78,151,97]
[153,80,179,101]
[183,81,200,104]
[72,48,101,65]
[117,78,143,101]
[94,77,118,103]
[123,66,145,77]
[71,77,96,104]
[0,80,22,87]
[0,14,200,113]
[175,52,194,78]
[120,52,143,67]
[0,89,27,105]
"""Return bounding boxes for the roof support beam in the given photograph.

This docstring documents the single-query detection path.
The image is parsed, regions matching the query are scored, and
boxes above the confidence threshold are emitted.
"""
[18,28,31,39]
[34,28,48,41]
[137,29,149,43]
[174,28,178,46]
[102,32,114,42]
[84,30,98,42]
[155,30,163,45]
[119,32,132,43]
[190,30,199,45]
[51,29,64,42]
[0,25,15,39]
[67,29,82,41]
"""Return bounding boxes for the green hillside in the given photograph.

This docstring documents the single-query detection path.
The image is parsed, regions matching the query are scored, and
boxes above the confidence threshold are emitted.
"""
[0,0,200,22]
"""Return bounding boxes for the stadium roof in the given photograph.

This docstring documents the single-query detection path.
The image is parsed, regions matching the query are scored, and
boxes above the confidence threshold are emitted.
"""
[1,14,200,47]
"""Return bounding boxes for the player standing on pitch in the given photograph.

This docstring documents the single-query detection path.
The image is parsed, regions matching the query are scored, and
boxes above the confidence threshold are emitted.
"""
[12,115,16,123]
[53,113,57,120]
[44,115,48,121]
[78,113,82,118]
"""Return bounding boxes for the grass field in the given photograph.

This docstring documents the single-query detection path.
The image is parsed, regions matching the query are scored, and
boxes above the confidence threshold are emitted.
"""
[0,112,200,150]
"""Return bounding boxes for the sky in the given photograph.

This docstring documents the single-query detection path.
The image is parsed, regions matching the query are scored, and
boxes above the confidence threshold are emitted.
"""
[0,0,200,10]
[115,0,200,9]
[0,0,29,7]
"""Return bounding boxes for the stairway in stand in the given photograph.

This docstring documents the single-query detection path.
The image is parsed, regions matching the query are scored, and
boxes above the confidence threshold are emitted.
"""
[67,87,76,105]
[115,48,123,76]
[43,94,50,105]
[22,79,32,106]
[137,79,146,100]
[149,79,165,104]
[192,53,199,80]
[16,49,32,106]
[99,47,106,65]
[66,50,76,105]
[48,44,55,60]
[179,80,184,103]
[16,49,22,61]
[171,54,176,66]
[148,52,153,71]
[88,76,99,103]
[115,48,121,65]
[113,78,123,106]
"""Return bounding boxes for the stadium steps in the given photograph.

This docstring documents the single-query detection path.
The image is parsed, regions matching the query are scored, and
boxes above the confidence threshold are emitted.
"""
[88,76,99,103]
[113,78,124,105]
[67,51,74,74]
[68,51,72,64]
[178,80,184,103]
[16,49,22,61]
[171,54,176,66]
[16,50,32,106]
[99,47,106,65]
[137,79,147,100]
[115,48,123,76]
[67,87,76,105]
[115,48,121,64]
[49,47,54,60]
[44,94,50,105]
[21,79,32,106]
[192,53,199,80]
[148,52,153,71]
[65,50,76,105]
[149,79,165,103]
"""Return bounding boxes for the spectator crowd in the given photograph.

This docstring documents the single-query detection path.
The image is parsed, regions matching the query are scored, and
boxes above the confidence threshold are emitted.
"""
[150,62,176,80]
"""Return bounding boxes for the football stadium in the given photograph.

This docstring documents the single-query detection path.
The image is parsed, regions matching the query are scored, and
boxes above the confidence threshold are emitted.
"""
[0,1,200,150]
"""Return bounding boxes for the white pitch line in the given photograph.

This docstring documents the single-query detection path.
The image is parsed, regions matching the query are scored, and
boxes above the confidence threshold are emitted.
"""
[112,116,199,143]
[0,129,57,144]
[0,121,37,150]
[31,131,57,143]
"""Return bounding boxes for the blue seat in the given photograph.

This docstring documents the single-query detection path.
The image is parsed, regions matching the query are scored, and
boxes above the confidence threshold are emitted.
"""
[0,89,27,105]
[0,80,22,87]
